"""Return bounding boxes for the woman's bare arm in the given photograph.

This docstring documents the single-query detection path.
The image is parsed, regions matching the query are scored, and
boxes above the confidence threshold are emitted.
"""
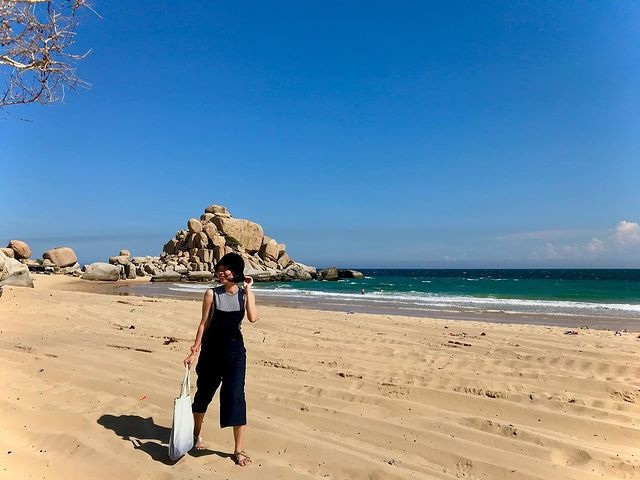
[184,289,214,365]
[244,276,258,323]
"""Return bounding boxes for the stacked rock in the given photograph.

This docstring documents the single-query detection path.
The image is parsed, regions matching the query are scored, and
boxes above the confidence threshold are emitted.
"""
[156,204,317,282]
[108,249,137,279]
[129,255,166,278]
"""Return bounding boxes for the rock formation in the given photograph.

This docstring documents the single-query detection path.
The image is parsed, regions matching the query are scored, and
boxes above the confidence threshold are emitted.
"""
[154,204,316,282]
[4,205,359,284]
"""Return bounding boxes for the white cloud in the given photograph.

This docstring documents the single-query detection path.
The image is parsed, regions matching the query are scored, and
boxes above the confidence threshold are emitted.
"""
[615,221,640,245]
[530,242,584,261]
[587,238,607,254]
[527,220,639,263]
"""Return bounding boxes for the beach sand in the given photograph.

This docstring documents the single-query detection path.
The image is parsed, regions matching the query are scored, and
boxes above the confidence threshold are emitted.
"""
[1,275,639,479]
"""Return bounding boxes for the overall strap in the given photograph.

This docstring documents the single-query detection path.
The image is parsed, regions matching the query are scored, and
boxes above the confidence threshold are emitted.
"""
[238,287,245,310]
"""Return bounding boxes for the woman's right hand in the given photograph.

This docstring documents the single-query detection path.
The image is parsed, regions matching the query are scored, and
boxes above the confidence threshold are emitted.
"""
[184,352,197,367]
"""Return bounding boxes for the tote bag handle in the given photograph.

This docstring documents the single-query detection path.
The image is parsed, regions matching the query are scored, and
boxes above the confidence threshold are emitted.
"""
[179,365,191,398]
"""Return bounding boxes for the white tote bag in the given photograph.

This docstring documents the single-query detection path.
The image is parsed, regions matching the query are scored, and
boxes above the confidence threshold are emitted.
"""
[168,366,195,460]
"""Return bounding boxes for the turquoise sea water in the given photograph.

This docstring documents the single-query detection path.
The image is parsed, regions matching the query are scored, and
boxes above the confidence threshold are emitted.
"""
[160,269,640,321]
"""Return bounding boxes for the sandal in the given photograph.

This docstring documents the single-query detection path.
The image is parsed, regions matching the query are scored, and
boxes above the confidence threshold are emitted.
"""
[194,436,206,450]
[234,450,252,466]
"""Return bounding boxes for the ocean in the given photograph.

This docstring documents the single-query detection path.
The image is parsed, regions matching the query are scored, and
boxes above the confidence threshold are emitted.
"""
[128,269,640,328]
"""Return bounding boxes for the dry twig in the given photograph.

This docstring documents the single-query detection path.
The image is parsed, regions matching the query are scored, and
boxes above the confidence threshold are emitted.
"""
[0,0,92,107]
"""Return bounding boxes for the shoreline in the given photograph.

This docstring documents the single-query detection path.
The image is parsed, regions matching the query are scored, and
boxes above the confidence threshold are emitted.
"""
[37,275,639,332]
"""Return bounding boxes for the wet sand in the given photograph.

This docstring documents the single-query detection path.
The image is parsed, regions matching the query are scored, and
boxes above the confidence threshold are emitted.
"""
[61,276,639,331]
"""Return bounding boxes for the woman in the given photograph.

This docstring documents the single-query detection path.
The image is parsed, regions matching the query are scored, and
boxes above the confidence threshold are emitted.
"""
[184,252,258,467]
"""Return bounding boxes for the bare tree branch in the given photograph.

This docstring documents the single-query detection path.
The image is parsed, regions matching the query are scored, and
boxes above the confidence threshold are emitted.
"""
[0,0,92,107]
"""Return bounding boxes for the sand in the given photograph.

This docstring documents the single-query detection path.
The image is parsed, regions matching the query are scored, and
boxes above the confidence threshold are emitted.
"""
[0,275,639,479]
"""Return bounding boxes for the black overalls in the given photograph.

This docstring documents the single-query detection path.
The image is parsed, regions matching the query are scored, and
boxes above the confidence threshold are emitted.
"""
[192,287,247,428]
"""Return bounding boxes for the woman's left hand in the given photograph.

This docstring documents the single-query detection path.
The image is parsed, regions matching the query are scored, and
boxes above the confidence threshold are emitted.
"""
[184,352,197,367]
[244,276,254,289]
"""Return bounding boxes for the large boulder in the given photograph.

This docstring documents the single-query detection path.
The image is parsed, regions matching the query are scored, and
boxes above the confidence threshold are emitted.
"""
[0,250,34,287]
[8,240,31,259]
[0,248,15,259]
[202,223,219,242]
[187,271,214,282]
[81,262,120,281]
[211,217,264,253]
[144,263,159,275]
[339,269,364,279]
[173,265,188,275]
[132,256,156,264]
[295,262,317,278]
[109,255,131,266]
[319,267,339,281]
[258,237,279,262]
[245,268,274,282]
[204,204,230,216]
[163,239,178,255]
[285,264,313,280]
[213,246,225,262]
[195,232,208,249]
[210,234,225,248]
[187,232,208,249]
[277,252,292,269]
[187,218,202,233]
[126,264,137,279]
[43,247,77,268]
[196,248,214,264]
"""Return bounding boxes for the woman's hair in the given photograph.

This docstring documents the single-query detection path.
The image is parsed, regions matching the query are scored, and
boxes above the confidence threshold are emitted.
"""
[215,252,246,283]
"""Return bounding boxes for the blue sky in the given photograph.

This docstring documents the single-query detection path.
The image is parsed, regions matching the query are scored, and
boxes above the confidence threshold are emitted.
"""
[2,1,639,268]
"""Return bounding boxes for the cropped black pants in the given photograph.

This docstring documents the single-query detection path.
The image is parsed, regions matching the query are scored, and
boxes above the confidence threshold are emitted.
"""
[192,345,247,428]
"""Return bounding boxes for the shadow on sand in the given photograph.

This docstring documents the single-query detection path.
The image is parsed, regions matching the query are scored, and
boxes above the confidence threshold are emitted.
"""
[97,414,233,465]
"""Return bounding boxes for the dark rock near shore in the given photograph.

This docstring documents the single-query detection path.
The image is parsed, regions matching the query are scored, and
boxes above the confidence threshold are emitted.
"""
[319,267,340,281]
[318,267,364,281]
[150,271,182,282]
[339,269,364,279]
